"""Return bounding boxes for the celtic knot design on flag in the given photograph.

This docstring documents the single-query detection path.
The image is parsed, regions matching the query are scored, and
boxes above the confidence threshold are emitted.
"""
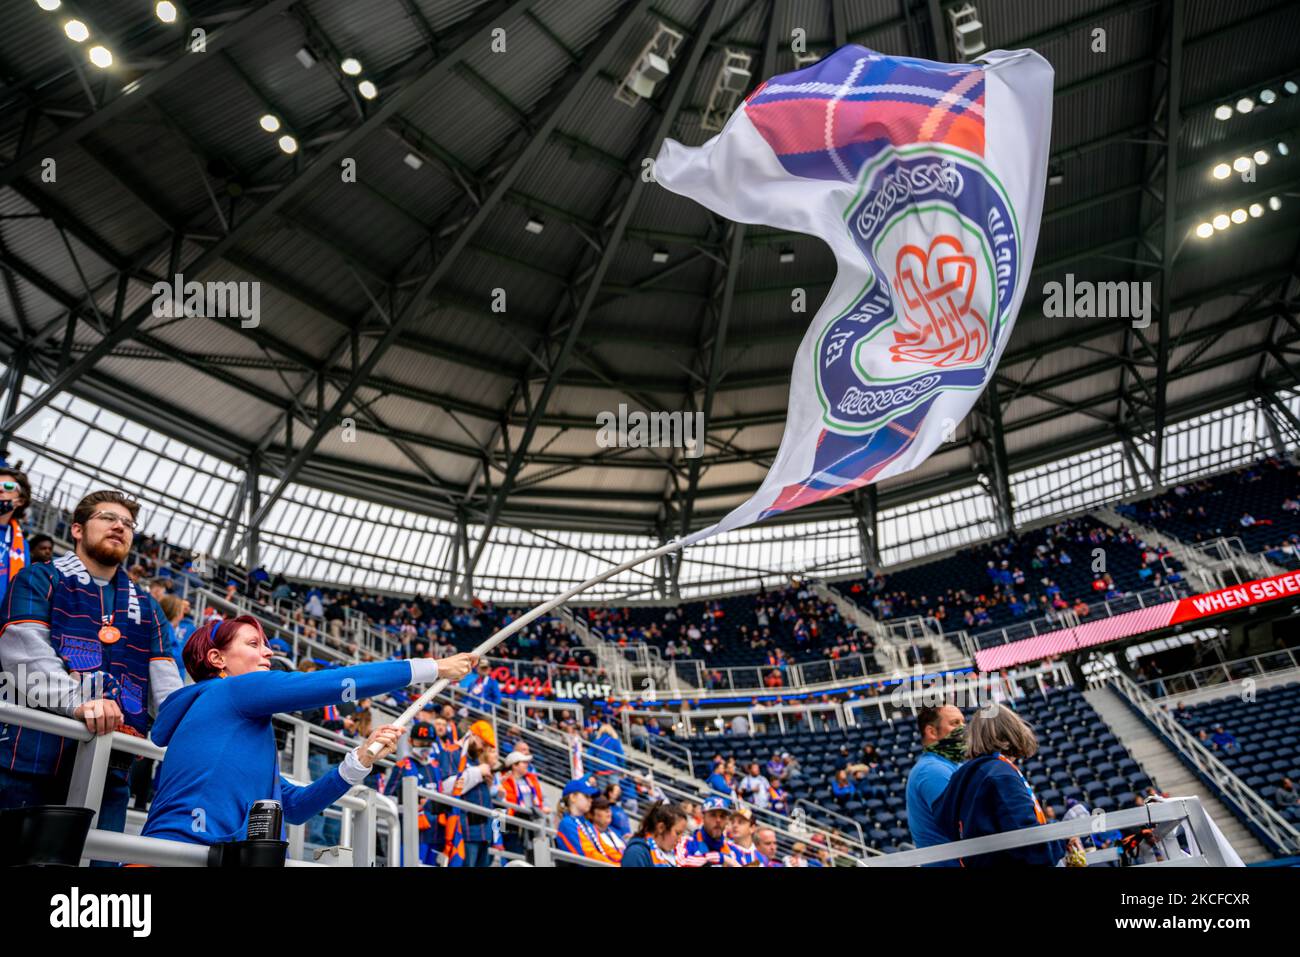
[892,235,987,369]
[654,45,1054,544]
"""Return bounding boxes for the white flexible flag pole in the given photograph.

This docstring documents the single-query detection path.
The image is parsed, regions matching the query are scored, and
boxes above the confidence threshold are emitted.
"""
[368,539,684,756]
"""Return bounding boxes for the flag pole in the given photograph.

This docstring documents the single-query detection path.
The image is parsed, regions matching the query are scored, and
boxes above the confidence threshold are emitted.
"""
[368,538,686,756]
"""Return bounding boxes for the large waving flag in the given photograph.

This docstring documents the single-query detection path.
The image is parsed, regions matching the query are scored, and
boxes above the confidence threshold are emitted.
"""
[657,46,1054,545]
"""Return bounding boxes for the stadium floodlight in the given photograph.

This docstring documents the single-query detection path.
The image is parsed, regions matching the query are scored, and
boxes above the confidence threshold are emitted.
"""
[701,49,753,132]
[1214,104,1232,120]
[1212,213,1230,230]
[1194,222,1214,238]
[1236,96,1254,113]
[64,19,89,41]
[651,249,669,264]
[88,45,112,68]
[1269,195,1282,210]
[1232,155,1251,173]
[1279,141,1290,156]
[1254,149,1270,165]
[1230,208,1247,224]
[35,0,61,11]
[1212,162,1231,179]
[155,1,178,23]
[357,79,378,100]
[278,134,298,154]
[524,217,545,235]
[402,153,423,170]
[1259,88,1276,104]
[1287,80,1299,95]
[259,113,281,132]
[779,248,795,264]
[947,3,986,62]
[615,23,683,106]
[1248,203,1263,218]
[340,57,362,76]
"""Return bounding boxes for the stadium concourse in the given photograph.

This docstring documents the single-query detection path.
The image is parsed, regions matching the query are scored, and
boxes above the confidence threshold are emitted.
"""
[1,0,1299,909]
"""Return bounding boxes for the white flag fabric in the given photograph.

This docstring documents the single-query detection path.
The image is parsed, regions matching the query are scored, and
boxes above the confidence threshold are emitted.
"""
[655,46,1054,546]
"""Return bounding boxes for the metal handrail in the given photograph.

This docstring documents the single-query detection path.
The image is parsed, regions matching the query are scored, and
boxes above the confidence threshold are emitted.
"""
[1135,649,1300,698]
[1108,672,1300,856]
[866,796,1237,867]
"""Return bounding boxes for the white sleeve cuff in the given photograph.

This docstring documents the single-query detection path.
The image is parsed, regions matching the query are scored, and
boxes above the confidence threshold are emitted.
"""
[409,658,440,684]
[340,748,372,786]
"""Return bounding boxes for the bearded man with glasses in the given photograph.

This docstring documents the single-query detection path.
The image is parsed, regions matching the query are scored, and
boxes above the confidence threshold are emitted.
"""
[0,490,183,858]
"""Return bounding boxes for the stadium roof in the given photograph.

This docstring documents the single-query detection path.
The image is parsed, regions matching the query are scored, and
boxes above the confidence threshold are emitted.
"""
[1,0,1299,556]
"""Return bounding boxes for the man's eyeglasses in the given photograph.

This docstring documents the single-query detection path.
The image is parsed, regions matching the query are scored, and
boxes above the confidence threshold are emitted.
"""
[88,511,137,530]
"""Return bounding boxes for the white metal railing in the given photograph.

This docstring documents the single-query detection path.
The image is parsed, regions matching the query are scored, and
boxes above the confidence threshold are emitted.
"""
[865,796,1238,867]
[1108,672,1300,856]
[1135,649,1300,698]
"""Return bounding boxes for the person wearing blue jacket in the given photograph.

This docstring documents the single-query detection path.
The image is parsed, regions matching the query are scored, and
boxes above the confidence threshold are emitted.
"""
[458,662,502,711]
[931,703,1067,867]
[905,704,966,867]
[142,614,475,847]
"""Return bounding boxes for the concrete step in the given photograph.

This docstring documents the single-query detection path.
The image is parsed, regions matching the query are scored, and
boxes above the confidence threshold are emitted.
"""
[1083,686,1273,863]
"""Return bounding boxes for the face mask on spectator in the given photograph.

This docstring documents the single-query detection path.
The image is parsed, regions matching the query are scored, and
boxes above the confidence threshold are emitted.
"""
[927,726,966,763]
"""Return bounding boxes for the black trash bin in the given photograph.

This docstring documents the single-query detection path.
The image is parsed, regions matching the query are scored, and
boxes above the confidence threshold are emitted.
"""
[0,806,95,867]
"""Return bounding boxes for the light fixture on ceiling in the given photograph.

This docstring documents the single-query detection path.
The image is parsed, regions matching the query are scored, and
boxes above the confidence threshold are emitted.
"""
[64,19,89,41]
[403,152,423,170]
[1268,195,1282,211]
[340,57,363,76]
[295,47,316,68]
[357,79,378,100]
[1232,155,1251,173]
[155,1,178,23]
[1278,141,1290,156]
[1248,203,1263,218]
[1212,213,1230,230]
[1230,208,1247,224]
[35,0,61,11]
[651,249,669,264]
[278,134,298,154]
[259,113,281,132]
[88,45,112,68]
[1253,149,1270,165]
[947,3,986,62]
[1213,104,1232,121]
[1236,96,1254,113]
[779,248,795,264]
[1286,80,1299,95]
[1047,168,1064,186]
[615,23,684,106]
[1194,222,1213,239]
[701,49,753,131]
[524,217,545,235]
[1212,163,1230,179]
[1259,88,1276,105]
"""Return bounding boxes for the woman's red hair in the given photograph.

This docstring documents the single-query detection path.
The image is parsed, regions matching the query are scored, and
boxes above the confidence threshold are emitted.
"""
[183,614,268,682]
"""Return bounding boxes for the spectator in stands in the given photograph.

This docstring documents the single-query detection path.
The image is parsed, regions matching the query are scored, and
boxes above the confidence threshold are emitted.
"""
[603,781,631,838]
[1275,777,1297,810]
[589,796,626,863]
[0,489,184,859]
[384,721,445,865]
[459,661,502,712]
[589,722,626,790]
[724,806,766,866]
[932,704,1066,867]
[29,533,53,564]
[756,827,781,866]
[765,751,787,782]
[830,768,856,807]
[143,615,475,850]
[739,761,770,810]
[706,757,738,798]
[767,778,791,815]
[0,468,31,609]
[905,704,966,864]
[621,800,686,867]
[158,594,189,679]
[784,842,809,867]
[678,794,732,867]
[1210,724,1238,753]
[438,719,499,866]
[555,776,612,863]
[499,747,548,848]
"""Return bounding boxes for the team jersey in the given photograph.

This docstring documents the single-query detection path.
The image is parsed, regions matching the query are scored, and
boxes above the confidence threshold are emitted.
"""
[725,839,769,867]
[677,826,727,867]
[555,814,615,863]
